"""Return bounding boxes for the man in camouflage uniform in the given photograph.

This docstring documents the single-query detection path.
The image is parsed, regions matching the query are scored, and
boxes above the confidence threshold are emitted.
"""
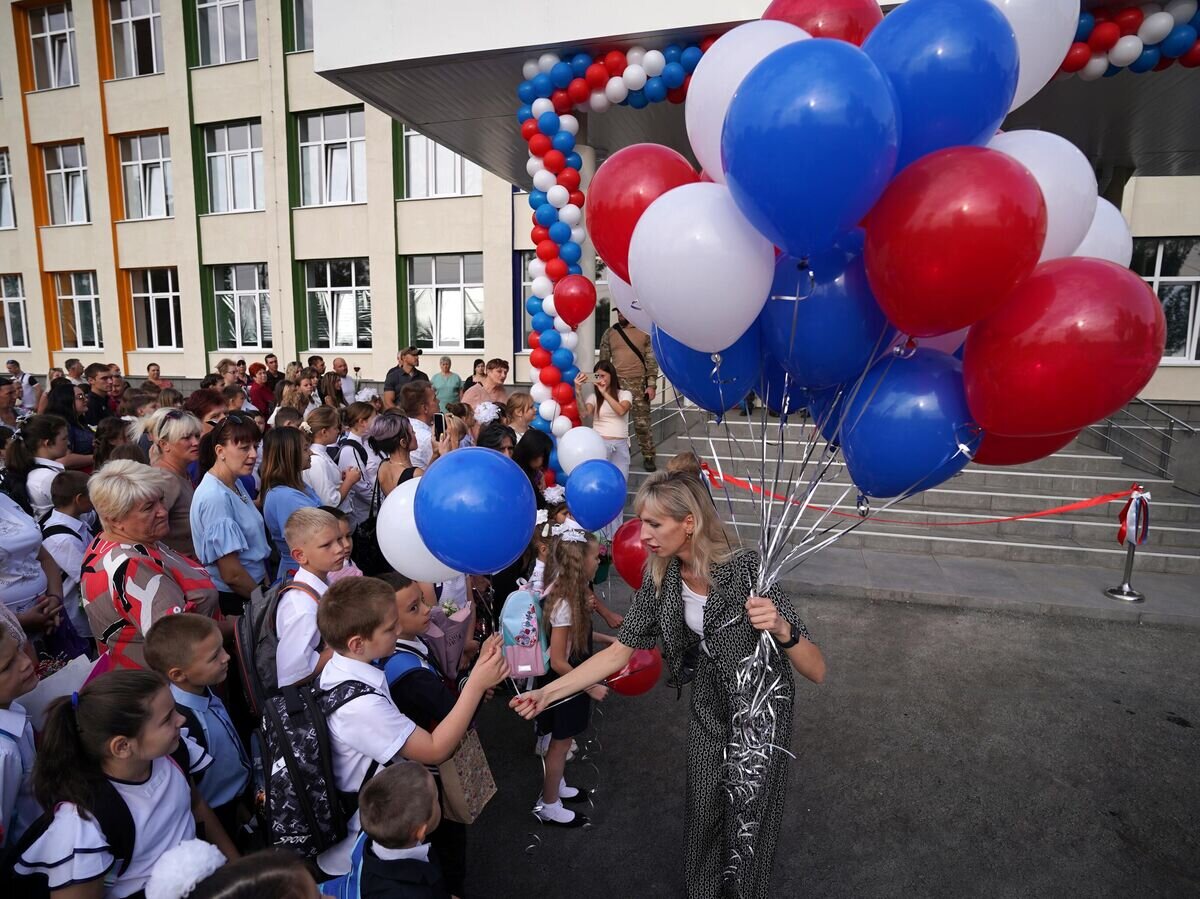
[599,312,659,471]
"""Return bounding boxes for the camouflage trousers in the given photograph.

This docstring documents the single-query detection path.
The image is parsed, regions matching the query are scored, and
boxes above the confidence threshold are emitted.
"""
[620,377,655,462]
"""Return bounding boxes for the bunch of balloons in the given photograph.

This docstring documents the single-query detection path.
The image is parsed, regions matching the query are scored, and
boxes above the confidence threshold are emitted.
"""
[1062,1,1200,78]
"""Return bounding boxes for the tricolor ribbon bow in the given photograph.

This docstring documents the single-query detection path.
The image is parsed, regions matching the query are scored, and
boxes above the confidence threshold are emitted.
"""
[1116,485,1151,546]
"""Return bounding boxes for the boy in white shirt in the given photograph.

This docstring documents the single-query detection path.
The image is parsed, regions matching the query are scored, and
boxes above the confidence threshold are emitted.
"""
[39,471,94,641]
[314,577,510,876]
[275,508,347,688]
[0,630,40,848]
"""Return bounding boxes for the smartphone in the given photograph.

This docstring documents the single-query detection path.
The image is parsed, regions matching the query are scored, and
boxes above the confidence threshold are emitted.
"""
[433,412,446,439]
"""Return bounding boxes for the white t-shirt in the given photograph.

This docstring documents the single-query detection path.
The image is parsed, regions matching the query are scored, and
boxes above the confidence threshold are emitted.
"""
[0,701,40,849]
[303,443,348,512]
[14,373,39,411]
[588,389,634,440]
[548,598,573,629]
[682,581,707,637]
[26,459,66,521]
[0,493,48,614]
[275,568,328,688]
[41,510,92,638]
[410,419,433,470]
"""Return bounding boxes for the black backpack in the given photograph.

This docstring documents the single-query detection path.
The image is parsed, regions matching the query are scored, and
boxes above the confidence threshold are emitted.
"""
[328,436,368,470]
[234,579,323,718]
[350,479,391,576]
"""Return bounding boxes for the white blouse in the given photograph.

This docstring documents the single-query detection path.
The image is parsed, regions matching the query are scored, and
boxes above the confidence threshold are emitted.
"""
[303,443,349,512]
[682,580,707,637]
[0,493,48,614]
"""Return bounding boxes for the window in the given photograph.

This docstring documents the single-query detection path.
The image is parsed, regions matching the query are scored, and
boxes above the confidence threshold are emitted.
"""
[298,109,366,206]
[56,272,103,349]
[130,268,181,349]
[517,252,609,351]
[1133,237,1200,362]
[110,0,162,78]
[119,132,172,219]
[0,275,30,350]
[214,263,271,349]
[204,121,264,213]
[0,151,14,229]
[293,0,313,51]
[409,254,484,351]
[305,259,370,349]
[197,0,257,65]
[404,128,482,199]
[29,3,78,90]
[43,143,90,225]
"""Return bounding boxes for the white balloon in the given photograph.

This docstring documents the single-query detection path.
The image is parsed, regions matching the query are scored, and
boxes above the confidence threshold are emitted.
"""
[531,97,554,118]
[532,276,553,298]
[523,60,540,80]
[985,0,1080,111]
[623,64,648,90]
[547,185,570,209]
[527,258,546,279]
[538,53,560,73]
[530,382,552,404]
[1166,0,1197,23]
[608,273,655,333]
[377,478,459,583]
[558,114,579,136]
[1072,198,1134,268]
[570,226,586,245]
[605,76,629,104]
[560,331,578,351]
[1109,35,1145,67]
[539,400,561,421]
[988,131,1099,262]
[1078,52,1110,81]
[589,91,611,113]
[551,415,573,438]
[685,21,811,185]
[1139,10,1177,43]
[557,426,607,474]
[532,169,556,192]
[558,204,582,226]
[626,46,647,67]
[541,296,557,317]
[628,183,774,353]
[554,316,573,334]
[526,156,545,177]
[643,49,666,77]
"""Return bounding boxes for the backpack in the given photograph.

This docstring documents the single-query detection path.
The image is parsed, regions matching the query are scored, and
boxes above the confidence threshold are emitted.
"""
[318,831,368,899]
[259,681,378,861]
[499,585,548,678]
[350,479,390,576]
[329,436,368,470]
[234,579,323,718]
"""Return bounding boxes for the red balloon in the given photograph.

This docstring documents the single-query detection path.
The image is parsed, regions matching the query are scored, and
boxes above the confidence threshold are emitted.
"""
[667,83,688,104]
[553,275,597,328]
[585,62,609,89]
[543,150,567,174]
[559,401,579,420]
[1113,7,1144,36]
[545,258,569,281]
[531,225,550,244]
[520,119,539,141]
[604,50,627,75]
[551,89,572,114]
[536,239,560,262]
[543,469,557,488]
[609,647,662,696]
[865,147,1047,338]
[552,381,575,404]
[528,134,552,157]
[539,365,563,387]
[973,429,1081,466]
[1180,41,1200,68]
[568,190,586,209]
[1154,54,1176,70]
[586,144,698,282]
[567,77,590,105]
[700,36,718,53]
[556,168,581,191]
[528,331,541,349]
[1088,21,1121,53]
[1093,8,1112,22]
[612,518,648,590]
[529,347,552,369]
[1062,42,1092,74]
[963,258,1166,437]
[762,0,884,45]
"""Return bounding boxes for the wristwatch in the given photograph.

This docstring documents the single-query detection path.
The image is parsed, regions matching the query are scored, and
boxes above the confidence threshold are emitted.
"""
[775,623,800,649]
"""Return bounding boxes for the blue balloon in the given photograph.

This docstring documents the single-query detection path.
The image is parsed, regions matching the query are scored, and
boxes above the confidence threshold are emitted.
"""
[627,89,648,109]
[1191,9,1200,30]
[644,76,668,102]
[652,326,762,416]
[517,104,533,123]
[565,460,627,531]
[551,348,575,370]
[723,40,899,258]
[531,73,554,98]
[567,264,583,276]
[759,355,809,419]
[551,61,575,89]
[1075,12,1094,42]
[525,296,543,316]
[1162,24,1197,58]
[531,415,553,433]
[537,111,560,135]
[565,152,583,171]
[548,221,572,244]
[1103,64,1122,78]
[517,81,537,104]
[528,190,547,210]
[534,203,559,226]
[559,241,582,264]
[561,365,580,385]
[414,448,537,574]
[838,349,979,498]
[760,236,894,390]
[681,45,703,72]
[662,61,687,89]
[539,328,562,351]
[552,131,576,153]
[571,52,592,75]
[532,312,554,333]
[1130,45,1161,72]
[549,448,561,473]
[806,385,844,444]
[862,0,1019,171]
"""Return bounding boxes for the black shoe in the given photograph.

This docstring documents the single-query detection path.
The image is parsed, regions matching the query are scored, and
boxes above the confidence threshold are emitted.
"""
[561,789,591,805]
[643,457,657,472]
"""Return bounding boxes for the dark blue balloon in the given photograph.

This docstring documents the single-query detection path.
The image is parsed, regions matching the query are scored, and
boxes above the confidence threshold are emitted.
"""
[723,40,899,258]
[664,44,682,63]
[549,448,560,469]
[662,61,687,89]
[806,385,844,444]
[838,349,979,498]
[537,111,560,135]
[525,296,544,316]
[532,73,554,98]
[565,459,627,531]
[571,53,592,75]
[552,131,576,153]
[681,45,703,72]
[561,365,580,384]
[531,416,553,433]
[759,355,809,419]
[548,221,572,244]
[517,81,537,104]
[532,312,554,332]
[534,203,559,226]
[1103,64,1122,78]
[1075,12,1094,42]
[863,0,1019,171]
[652,326,762,416]
[529,190,547,210]
[565,152,583,171]
[567,264,583,276]
[551,348,575,370]
[1191,9,1200,30]
[1130,45,1161,72]
[539,329,562,351]
[1162,24,1197,58]
[551,61,575,88]
[627,89,648,109]
[517,104,533,123]
[644,76,668,102]
[559,241,582,264]
[414,448,537,574]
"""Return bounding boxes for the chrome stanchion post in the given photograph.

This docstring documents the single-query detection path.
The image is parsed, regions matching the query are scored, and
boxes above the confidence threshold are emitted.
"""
[1105,486,1149,603]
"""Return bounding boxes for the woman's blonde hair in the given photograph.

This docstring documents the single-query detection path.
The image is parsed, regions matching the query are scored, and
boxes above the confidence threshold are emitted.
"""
[505,392,534,421]
[279,383,306,412]
[89,459,170,528]
[132,408,201,462]
[304,405,341,435]
[634,471,735,589]
[543,531,600,655]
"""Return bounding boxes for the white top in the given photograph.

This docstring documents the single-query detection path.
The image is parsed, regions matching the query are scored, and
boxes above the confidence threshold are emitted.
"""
[548,598,573,629]
[0,493,48,614]
[317,653,417,875]
[27,459,66,520]
[587,389,634,441]
[15,373,39,411]
[0,701,40,849]
[303,443,349,512]
[371,841,431,862]
[338,433,373,530]
[339,375,356,403]
[410,419,433,470]
[41,510,92,637]
[275,568,329,688]
[681,581,707,637]
[528,559,545,597]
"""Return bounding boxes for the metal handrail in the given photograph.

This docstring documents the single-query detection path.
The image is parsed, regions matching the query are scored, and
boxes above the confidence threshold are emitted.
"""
[1132,397,1197,434]
[1087,399,1195,479]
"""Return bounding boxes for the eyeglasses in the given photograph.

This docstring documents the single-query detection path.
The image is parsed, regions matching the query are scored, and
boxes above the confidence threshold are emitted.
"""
[157,408,188,438]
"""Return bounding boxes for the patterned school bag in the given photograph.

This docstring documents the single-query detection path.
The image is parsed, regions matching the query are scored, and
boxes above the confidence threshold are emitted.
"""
[499,583,549,678]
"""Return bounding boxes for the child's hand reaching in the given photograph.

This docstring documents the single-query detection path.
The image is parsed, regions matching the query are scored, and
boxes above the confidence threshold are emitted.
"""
[466,635,509,690]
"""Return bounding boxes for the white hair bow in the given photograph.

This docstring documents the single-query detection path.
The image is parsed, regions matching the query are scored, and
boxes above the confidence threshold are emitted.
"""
[543,484,566,505]
[145,840,226,899]
[475,402,501,426]
[552,523,587,543]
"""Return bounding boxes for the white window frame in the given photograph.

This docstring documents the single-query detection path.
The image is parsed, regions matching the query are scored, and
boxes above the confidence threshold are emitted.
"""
[0,275,30,350]
[304,259,371,350]
[403,127,482,200]
[293,0,313,51]
[204,120,264,213]
[56,271,103,350]
[119,132,172,220]
[408,254,485,352]
[43,143,90,225]
[1135,237,1200,365]
[213,263,272,350]
[298,108,367,207]
[109,0,163,78]
[0,150,15,230]
[131,268,182,349]
[29,3,78,90]
[196,0,257,66]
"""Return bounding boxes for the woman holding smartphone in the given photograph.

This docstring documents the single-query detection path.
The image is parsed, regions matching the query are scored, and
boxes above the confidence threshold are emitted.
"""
[575,360,634,480]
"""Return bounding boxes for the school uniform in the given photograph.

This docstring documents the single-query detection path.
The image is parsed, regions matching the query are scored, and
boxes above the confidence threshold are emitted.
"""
[338,433,374,530]
[41,509,94,640]
[360,840,451,899]
[0,701,40,848]
[318,653,417,876]
[535,598,592,741]
[305,443,350,513]
[25,459,65,521]
[170,685,251,825]
[274,568,328,687]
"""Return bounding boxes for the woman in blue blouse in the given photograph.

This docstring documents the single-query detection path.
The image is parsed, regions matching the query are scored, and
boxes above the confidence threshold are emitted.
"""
[189,413,270,615]
[260,427,320,583]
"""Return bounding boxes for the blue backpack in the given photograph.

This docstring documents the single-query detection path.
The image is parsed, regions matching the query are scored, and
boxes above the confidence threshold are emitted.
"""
[499,586,548,679]
[319,832,368,899]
